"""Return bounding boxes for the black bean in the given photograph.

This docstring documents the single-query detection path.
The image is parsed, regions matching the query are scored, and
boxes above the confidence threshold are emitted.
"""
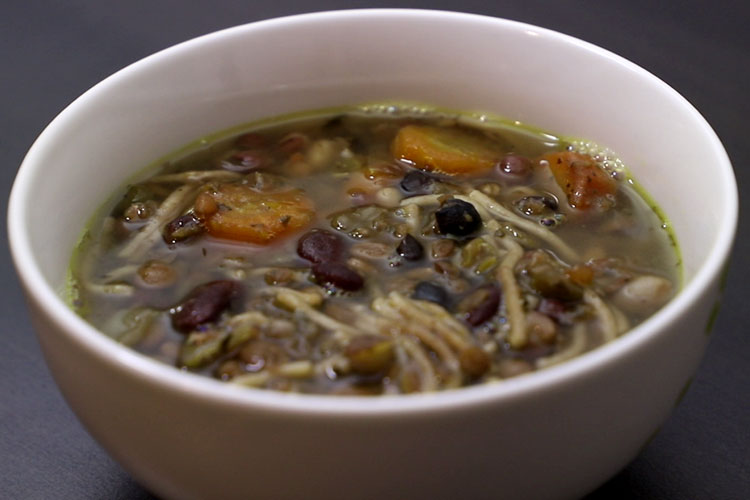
[171,280,241,332]
[396,234,424,261]
[496,154,532,181]
[312,262,364,291]
[297,229,346,263]
[463,285,501,326]
[412,281,450,307]
[163,213,204,244]
[400,170,433,193]
[435,199,482,236]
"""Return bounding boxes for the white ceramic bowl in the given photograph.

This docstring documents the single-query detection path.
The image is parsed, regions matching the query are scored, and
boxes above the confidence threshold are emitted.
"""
[8,10,737,500]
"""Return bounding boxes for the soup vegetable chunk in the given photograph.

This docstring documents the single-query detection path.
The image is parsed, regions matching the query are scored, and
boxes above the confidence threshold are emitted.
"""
[70,105,680,395]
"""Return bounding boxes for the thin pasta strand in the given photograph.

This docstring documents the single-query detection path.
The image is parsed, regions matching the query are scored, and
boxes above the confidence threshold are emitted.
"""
[468,190,578,262]
[118,185,199,260]
[373,296,459,364]
[387,292,473,350]
[397,337,438,392]
[583,289,618,342]
[149,170,242,184]
[498,236,527,349]
[536,323,588,369]
[273,288,361,340]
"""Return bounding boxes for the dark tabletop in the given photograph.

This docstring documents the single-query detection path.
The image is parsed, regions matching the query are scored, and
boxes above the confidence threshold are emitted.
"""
[2,1,748,498]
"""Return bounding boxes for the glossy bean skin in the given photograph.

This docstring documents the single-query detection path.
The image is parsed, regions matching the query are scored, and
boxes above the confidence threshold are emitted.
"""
[312,262,364,291]
[435,199,482,236]
[412,281,450,307]
[463,285,501,326]
[496,153,532,181]
[397,234,424,261]
[515,195,558,215]
[163,214,204,244]
[297,229,346,263]
[170,280,241,332]
[399,170,433,193]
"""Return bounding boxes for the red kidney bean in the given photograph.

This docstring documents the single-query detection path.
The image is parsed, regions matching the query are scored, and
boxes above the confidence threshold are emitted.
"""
[496,154,532,181]
[297,229,346,263]
[171,280,241,332]
[312,262,364,291]
[464,284,501,326]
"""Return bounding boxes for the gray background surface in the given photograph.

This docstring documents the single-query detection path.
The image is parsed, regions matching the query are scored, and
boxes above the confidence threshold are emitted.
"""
[2,1,748,498]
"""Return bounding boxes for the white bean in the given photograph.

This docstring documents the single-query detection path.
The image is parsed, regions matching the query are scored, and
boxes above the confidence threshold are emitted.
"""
[306,139,343,168]
[613,275,673,315]
[375,187,402,208]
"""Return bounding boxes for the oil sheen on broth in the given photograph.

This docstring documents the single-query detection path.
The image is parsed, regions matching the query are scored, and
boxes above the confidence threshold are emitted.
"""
[69,104,680,395]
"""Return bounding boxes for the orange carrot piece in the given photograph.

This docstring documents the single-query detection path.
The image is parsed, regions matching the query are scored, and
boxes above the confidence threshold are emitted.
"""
[392,125,502,175]
[541,152,617,211]
[204,184,314,244]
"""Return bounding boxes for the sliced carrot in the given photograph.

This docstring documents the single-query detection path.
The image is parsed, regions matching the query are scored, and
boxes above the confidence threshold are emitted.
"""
[541,152,617,211]
[203,184,314,244]
[392,125,502,175]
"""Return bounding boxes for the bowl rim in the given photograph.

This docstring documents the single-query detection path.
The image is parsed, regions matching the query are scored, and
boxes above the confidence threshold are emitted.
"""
[7,8,738,417]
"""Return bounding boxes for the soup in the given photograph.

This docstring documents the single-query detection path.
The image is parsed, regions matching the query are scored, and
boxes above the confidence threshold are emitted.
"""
[69,104,680,395]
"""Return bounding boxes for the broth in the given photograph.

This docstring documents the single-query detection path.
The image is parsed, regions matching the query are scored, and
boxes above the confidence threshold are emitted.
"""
[69,104,680,395]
